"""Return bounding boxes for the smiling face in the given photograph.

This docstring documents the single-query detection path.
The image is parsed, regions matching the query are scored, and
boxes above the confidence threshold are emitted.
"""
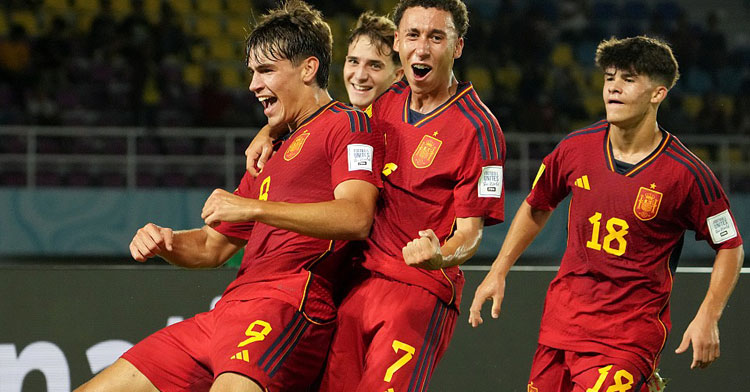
[394,6,463,95]
[344,36,403,109]
[248,50,308,129]
[603,67,666,128]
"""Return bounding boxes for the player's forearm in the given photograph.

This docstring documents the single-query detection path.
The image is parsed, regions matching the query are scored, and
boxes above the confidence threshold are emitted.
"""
[253,199,374,240]
[439,218,484,268]
[160,228,239,269]
[695,246,744,321]
[489,201,551,277]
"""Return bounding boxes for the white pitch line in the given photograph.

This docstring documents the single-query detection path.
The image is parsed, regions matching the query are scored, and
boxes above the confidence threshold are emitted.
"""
[461,266,750,274]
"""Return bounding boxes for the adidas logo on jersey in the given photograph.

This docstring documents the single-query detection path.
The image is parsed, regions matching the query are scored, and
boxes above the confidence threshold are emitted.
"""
[574,175,590,190]
[230,350,250,363]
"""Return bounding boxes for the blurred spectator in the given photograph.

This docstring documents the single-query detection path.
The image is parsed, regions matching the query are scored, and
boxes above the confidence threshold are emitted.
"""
[88,0,119,59]
[196,68,231,127]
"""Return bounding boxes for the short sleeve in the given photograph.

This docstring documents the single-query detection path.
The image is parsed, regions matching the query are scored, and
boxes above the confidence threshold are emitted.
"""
[526,145,572,211]
[212,171,256,240]
[327,109,384,189]
[453,125,506,226]
[683,171,743,251]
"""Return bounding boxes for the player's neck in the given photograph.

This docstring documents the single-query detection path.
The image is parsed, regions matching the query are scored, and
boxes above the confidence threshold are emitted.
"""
[287,88,333,131]
[609,115,662,164]
[409,75,458,114]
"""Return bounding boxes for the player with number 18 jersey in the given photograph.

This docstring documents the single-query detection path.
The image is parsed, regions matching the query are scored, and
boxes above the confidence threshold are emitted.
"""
[527,120,743,381]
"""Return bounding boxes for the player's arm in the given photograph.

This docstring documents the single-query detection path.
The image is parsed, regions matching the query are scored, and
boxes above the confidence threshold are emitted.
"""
[468,200,553,327]
[201,179,378,240]
[402,217,484,270]
[129,223,246,268]
[675,245,744,369]
[245,122,288,177]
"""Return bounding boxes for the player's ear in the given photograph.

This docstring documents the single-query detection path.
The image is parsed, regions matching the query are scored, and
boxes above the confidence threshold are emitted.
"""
[393,31,400,52]
[394,66,404,82]
[453,37,464,59]
[651,85,668,104]
[300,56,320,85]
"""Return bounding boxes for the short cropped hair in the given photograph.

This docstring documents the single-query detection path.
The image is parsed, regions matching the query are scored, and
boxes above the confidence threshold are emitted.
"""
[595,36,680,89]
[347,11,400,66]
[392,0,469,38]
[245,0,332,89]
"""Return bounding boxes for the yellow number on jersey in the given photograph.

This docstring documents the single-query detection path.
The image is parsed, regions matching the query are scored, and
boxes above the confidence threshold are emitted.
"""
[384,340,415,383]
[259,176,271,201]
[586,365,634,392]
[586,212,629,256]
[237,320,272,347]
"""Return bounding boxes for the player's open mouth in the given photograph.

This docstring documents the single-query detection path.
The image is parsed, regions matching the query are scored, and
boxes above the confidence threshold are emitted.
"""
[350,84,373,92]
[412,64,432,79]
[258,96,278,112]
[607,99,624,105]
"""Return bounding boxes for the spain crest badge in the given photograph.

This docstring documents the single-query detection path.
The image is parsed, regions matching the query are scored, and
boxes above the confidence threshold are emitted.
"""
[411,134,443,169]
[633,186,663,221]
[284,130,310,161]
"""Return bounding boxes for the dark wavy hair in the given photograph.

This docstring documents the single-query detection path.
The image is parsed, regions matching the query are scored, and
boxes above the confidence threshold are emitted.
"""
[245,0,332,88]
[595,36,680,89]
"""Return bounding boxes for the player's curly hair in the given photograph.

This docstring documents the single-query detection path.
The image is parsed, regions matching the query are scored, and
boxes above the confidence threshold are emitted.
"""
[245,0,332,89]
[347,11,400,66]
[595,36,680,89]
[392,0,469,38]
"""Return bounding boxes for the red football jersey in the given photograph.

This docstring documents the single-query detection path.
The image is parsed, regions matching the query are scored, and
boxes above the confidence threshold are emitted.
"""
[214,101,384,321]
[361,81,506,307]
[527,120,743,377]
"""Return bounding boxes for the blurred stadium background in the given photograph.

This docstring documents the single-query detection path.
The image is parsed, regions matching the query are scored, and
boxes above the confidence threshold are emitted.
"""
[0,0,748,390]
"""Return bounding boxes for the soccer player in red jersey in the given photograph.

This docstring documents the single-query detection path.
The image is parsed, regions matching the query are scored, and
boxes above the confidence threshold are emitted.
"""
[317,1,505,391]
[469,36,744,392]
[75,2,383,391]
[245,11,403,176]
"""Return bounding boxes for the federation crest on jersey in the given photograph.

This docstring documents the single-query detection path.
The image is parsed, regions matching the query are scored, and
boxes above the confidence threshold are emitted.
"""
[284,130,310,161]
[411,134,443,169]
[633,186,663,221]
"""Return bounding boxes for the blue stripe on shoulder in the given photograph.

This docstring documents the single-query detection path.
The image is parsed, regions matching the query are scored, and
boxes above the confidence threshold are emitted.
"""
[664,150,710,205]
[455,99,488,160]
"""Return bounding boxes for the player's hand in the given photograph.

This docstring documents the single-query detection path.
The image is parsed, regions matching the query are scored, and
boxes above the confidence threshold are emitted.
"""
[245,134,274,177]
[402,229,444,270]
[201,188,257,226]
[468,271,506,327]
[129,223,173,262]
[675,313,720,369]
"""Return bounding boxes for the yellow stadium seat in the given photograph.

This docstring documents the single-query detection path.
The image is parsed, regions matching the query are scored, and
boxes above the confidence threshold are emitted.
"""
[220,66,244,89]
[466,65,492,95]
[583,94,605,118]
[197,1,224,15]
[190,43,207,62]
[226,16,249,40]
[43,0,69,12]
[227,0,253,16]
[168,0,193,15]
[495,65,522,91]
[717,95,735,117]
[75,12,96,33]
[142,0,161,22]
[691,147,711,162]
[682,95,704,119]
[195,15,222,39]
[10,11,39,36]
[727,148,742,164]
[589,69,604,91]
[72,0,100,13]
[551,43,574,67]
[209,39,238,61]
[183,64,204,88]
[111,0,132,15]
[0,11,8,36]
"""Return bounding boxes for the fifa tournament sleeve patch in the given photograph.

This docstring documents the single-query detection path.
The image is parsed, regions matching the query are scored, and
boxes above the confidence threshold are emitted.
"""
[478,166,503,198]
[706,209,738,244]
[347,144,373,172]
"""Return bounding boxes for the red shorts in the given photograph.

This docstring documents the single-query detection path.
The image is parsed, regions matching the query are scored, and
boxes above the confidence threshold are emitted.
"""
[318,275,457,392]
[528,344,647,392]
[122,297,334,391]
